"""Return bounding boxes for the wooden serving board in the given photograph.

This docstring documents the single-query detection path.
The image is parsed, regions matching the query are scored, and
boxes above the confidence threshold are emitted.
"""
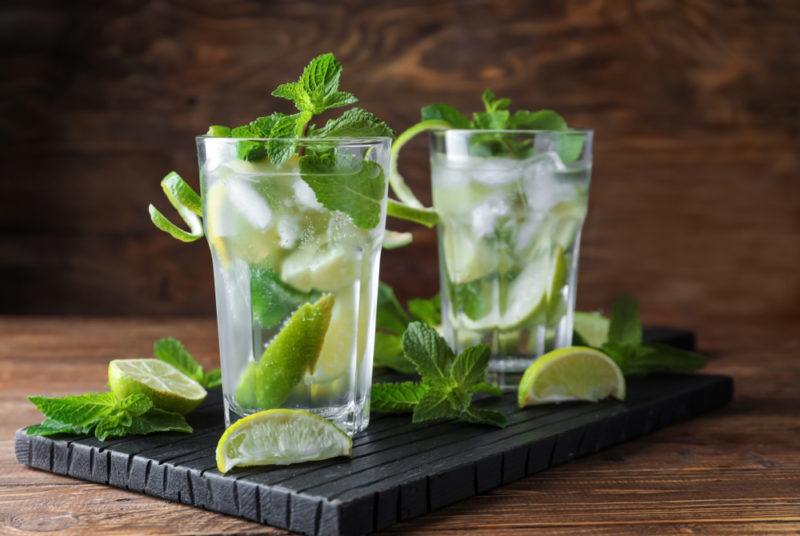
[15,327,732,536]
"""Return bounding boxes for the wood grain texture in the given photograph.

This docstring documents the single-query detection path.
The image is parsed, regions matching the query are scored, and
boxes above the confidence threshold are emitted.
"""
[1,0,799,316]
[0,315,798,534]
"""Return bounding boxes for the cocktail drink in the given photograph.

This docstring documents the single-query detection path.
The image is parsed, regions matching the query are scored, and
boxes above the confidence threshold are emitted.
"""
[430,129,593,388]
[198,137,390,434]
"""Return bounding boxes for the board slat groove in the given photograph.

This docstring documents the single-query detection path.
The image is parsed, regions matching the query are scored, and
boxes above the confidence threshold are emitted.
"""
[14,327,732,536]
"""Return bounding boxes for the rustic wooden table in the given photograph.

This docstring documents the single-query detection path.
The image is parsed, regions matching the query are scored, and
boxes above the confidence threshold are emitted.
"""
[1,316,797,534]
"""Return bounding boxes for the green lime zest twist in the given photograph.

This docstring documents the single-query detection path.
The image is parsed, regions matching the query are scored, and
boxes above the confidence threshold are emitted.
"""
[148,171,204,243]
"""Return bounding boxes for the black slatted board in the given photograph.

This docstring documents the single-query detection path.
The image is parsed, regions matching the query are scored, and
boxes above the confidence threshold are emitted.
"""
[15,327,733,536]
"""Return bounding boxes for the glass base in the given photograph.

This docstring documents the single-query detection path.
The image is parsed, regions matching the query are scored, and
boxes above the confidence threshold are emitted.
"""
[488,355,533,390]
[223,395,369,436]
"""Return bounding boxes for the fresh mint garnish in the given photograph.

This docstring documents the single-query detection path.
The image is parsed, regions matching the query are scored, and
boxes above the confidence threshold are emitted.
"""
[371,322,506,428]
[374,282,440,373]
[271,52,357,116]
[576,295,708,375]
[153,338,222,389]
[387,89,583,240]
[27,392,191,441]
[151,52,400,239]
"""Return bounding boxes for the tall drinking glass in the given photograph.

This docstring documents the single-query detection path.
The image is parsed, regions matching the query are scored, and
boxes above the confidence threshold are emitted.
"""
[197,137,391,434]
[430,129,593,388]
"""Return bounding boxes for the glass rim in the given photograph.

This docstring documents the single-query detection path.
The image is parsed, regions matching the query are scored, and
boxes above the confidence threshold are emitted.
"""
[433,128,593,135]
[196,135,392,146]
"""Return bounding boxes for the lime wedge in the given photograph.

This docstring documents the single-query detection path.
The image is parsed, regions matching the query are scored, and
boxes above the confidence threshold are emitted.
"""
[497,252,550,330]
[313,286,356,383]
[108,359,207,414]
[518,346,625,407]
[280,246,359,293]
[573,311,610,347]
[441,226,496,284]
[216,409,351,472]
[235,294,334,410]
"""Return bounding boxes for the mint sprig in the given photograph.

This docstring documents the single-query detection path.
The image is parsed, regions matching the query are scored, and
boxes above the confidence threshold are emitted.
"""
[151,52,402,238]
[153,338,221,389]
[371,322,506,428]
[578,295,708,375]
[387,89,583,240]
[27,392,191,441]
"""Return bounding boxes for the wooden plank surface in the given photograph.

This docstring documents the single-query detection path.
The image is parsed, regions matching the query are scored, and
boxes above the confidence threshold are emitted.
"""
[1,0,799,316]
[1,316,799,534]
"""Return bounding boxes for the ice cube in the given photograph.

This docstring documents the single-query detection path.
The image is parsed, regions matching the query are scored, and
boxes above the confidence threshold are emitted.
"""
[293,179,323,210]
[469,157,524,185]
[471,196,512,238]
[227,179,272,230]
[521,151,574,214]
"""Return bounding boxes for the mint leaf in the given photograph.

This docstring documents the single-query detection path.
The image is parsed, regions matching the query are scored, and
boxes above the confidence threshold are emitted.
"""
[481,89,512,112]
[273,53,358,115]
[251,266,318,329]
[117,393,152,417]
[127,408,193,435]
[266,113,299,165]
[421,104,471,128]
[377,282,410,334]
[509,109,566,130]
[28,392,118,428]
[402,322,453,382]
[374,333,415,373]
[450,344,490,388]
[407,295,441,326]
[203,369,222,389]
[299,152,385,229]
[607,294,642,346]
[461,406,507,428]
[472,382,503,397]
[606,342,707,375]
[371,382,427,413]
[471,110,510,129]
[154,338,204,383]
[311,107,394,138]
[412,384,457,423]
[27,419,89,437]
[231,124,268,161]
[95,419,130,441]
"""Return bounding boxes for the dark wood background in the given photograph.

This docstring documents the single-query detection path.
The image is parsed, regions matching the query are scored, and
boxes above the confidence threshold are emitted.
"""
[2,0,798,319]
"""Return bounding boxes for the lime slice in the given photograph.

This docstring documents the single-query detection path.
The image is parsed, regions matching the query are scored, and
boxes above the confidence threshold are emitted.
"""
[573,311,610,347]
[497,252,550,330]
[441,226,496,284]
[216,409,351,472]
[545,246,569,320]
[313,286,357,383]
[108,359,207,414]
[235,294,334,410]
[517,346,625,406]
[280,246,359,293]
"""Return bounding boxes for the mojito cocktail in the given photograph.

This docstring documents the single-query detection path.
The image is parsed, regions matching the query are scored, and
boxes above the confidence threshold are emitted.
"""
[431,129,593,387]
[198,137,390,434]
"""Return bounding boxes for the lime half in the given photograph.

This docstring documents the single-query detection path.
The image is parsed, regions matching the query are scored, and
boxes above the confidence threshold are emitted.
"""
[216,409,352,472]
[518,346,625,407]
[109,358,207,414]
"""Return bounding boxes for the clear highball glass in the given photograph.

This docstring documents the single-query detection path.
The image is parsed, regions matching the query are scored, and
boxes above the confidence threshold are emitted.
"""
[430,129,594,388]
[197,137,391,434]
